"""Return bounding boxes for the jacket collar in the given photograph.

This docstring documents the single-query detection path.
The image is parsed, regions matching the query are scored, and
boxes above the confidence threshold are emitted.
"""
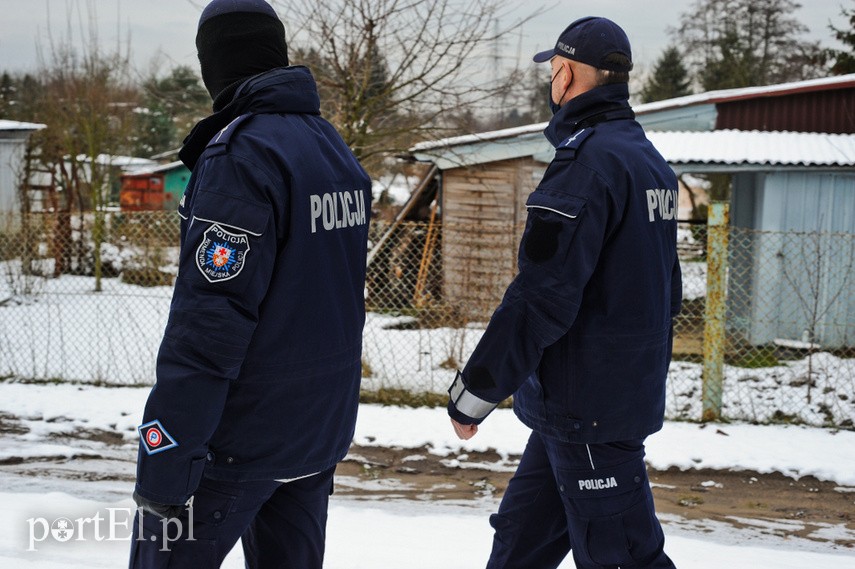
[180,66,321,169]
[544,83,633,148]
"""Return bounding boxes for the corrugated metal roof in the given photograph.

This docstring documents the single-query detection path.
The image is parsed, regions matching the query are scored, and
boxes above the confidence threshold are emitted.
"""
[0,119,46,131]
[715,88,855,134]
[410,124,546,152]
[647,130,855,167]
[413,129,855,170]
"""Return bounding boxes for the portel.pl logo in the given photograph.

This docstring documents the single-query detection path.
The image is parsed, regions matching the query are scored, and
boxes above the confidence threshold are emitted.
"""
[26,507,194,552]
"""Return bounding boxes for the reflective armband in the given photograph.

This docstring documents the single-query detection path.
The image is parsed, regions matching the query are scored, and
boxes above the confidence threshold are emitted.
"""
[448,371,497,420]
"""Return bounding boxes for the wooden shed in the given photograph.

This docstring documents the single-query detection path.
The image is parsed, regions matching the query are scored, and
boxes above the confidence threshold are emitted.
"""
[439,157,545,315]
[119,161,190,212]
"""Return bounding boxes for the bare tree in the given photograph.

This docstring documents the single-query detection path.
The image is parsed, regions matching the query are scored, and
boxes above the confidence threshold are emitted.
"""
[28,3,139,290]
[781,228,854,404]
[672,0,825,90]
[275,0,539,174]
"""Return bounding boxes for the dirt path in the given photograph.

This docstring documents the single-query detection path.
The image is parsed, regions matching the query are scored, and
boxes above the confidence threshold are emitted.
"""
[1,409,853,550]
[338,445,855,549]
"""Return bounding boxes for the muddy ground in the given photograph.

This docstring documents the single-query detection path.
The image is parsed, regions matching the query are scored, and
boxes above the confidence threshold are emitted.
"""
[1,410,853,550]
[337,444,855,549]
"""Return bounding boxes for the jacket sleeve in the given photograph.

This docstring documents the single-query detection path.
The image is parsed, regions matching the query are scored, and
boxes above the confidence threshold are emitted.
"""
[448,163,614,425]
[135,152,280,505]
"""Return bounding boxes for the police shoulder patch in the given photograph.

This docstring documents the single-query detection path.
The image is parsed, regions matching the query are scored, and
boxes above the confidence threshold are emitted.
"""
[195,223,251,283]
[556,128,595,155]
[206,113,253,150]
[138,420,178,455]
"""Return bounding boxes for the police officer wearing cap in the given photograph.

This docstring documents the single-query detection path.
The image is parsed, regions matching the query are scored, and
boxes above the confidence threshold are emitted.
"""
[129,1,371,567]
[447,16,680,569]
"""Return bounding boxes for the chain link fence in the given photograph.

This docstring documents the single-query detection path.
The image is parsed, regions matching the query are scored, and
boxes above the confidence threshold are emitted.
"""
[1,211,177,384]
[2,211,853,428]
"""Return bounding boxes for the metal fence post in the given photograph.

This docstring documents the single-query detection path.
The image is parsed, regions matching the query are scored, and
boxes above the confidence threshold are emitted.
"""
[702,202,729,422]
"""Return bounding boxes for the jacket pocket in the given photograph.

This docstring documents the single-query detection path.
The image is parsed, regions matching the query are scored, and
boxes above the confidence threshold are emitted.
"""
[525,189,587,220]
[522,190,587,265]
[191,190,270,237]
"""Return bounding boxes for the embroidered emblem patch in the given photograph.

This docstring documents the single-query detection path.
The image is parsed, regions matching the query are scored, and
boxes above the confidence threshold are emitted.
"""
[138,420,178,455]
[195,223,250,283]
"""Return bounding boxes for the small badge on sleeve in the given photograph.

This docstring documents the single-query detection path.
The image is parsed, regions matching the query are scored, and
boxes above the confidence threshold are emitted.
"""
[195,223,251,283]
[138,420,178,455]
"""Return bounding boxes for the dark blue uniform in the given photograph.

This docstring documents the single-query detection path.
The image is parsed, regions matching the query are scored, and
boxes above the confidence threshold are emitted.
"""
[448,83,680,568]
[131,66,370,567]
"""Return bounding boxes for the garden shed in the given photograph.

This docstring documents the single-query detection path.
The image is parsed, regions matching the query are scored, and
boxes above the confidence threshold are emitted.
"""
[120,161,191,211]
[402,74,855,347]
[0,119,45,216]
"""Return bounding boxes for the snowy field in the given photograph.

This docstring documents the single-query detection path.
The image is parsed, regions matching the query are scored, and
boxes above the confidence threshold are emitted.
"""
[1,381,854,567]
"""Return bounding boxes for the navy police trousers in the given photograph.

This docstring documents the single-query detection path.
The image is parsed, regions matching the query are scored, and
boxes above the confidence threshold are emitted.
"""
[487,432,676,569]
[129,467,335,568]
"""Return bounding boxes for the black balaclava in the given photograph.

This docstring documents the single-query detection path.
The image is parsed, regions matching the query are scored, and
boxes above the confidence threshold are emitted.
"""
[196,0,289,111]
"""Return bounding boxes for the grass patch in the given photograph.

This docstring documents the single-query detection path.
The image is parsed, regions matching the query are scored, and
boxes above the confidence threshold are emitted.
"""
[360,388,448,408]
[726,346,779,368]
[360,388,513,410]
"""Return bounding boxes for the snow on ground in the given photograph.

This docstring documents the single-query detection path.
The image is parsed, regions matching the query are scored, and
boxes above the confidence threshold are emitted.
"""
[680,259,707,299]
[371,173,421,206]
[0,260,706,383]
[3,492,855,569]
[1,382,855,486]
[1,382,855,567]
[665,353,855,426]
[0,273,171,384]
[364,313,855,427]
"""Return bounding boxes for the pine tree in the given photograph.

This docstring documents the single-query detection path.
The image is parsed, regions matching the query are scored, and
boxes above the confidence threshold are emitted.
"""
[828,0,855,74]
[135,66,209,156]
[0,72,13,116]
[641,46,692,103]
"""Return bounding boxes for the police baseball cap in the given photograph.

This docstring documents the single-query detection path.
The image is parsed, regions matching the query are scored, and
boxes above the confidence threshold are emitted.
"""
[533,16,633,72]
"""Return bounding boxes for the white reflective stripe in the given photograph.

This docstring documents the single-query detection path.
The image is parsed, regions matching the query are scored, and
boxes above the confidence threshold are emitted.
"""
[526,205,578,220]
[177,211,188,220]
[449,373,496,420]
[276,471,321,484]
[192,216,263,237]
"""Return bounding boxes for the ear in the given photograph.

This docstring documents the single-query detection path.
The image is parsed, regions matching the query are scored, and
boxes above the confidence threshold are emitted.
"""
[558,60,573,96]
[561,59,573,89]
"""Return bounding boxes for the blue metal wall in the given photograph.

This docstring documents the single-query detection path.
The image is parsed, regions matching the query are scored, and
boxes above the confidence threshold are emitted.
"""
[729,171,855,348]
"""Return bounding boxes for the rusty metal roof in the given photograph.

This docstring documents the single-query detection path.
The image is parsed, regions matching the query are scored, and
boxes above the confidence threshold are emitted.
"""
[637,74,855,114]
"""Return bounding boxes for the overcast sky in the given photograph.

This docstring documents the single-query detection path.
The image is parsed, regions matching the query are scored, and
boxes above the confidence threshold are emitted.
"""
[0,0,849,77]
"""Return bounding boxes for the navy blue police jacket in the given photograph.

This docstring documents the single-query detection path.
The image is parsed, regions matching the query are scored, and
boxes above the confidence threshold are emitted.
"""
[448,83,681,444]
[134,66,371,505]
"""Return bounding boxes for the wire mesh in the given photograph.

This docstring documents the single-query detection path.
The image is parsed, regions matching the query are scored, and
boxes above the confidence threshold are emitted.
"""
[2,212,853,428]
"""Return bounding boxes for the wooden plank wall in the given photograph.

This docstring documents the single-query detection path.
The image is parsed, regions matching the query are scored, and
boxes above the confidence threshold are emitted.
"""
[441,158,546,319]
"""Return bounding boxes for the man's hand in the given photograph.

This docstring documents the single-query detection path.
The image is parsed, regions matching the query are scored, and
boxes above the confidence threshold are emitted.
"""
[451,418,478,440]
[133,490,186,521]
